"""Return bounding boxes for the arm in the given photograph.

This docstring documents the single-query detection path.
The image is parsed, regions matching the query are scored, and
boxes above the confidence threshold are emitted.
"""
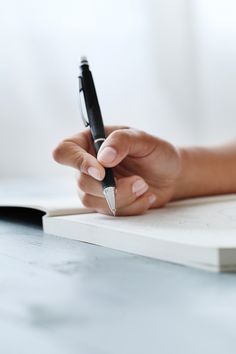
[174,143,236,200]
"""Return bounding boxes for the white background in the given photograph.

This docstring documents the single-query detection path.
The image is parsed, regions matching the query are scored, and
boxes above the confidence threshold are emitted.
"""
[0,0,235,178]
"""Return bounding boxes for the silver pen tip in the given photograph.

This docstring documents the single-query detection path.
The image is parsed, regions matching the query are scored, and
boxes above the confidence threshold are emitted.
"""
[103,187,116,216]
[111,208,116,217]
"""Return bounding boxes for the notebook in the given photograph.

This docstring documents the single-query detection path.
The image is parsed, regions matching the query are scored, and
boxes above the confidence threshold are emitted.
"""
[1,179,236,272]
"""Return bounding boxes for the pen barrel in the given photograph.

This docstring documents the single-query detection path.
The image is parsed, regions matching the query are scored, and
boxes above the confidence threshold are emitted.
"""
[81,67,106,140]
[102,168,116,189]
[94,139,116,189]
[81,61,116,191]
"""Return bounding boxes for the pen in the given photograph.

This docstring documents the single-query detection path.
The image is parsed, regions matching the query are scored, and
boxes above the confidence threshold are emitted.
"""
[78,56,116,215]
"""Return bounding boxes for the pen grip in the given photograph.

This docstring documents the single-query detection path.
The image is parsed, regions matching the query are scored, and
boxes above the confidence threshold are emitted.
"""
[94,139,116,189]
[102,168,116,189]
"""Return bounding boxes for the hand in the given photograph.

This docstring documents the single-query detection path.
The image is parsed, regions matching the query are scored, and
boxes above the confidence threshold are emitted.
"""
[53,126,182,216]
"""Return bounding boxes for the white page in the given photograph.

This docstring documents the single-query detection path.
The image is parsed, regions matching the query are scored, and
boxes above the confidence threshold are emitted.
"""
[0,197,91,216]
[0,178,92,216]
[43,194,236,271]
[45,194,236,247]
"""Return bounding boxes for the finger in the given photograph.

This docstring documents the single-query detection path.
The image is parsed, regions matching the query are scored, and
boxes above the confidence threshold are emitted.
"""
[117,192,157,216]
[77,173,103,195]
[53,130,105,180]
[79,190,156,216]
[77,174,150,208]
[97,128,158,167]
[62,126,129,149]
[53,126,129,179]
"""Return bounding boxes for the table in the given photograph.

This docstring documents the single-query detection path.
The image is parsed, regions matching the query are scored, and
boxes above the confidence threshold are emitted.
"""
[0,207,236,354]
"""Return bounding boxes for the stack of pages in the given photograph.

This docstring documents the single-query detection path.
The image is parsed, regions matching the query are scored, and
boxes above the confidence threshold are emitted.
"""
[1,180,236,272]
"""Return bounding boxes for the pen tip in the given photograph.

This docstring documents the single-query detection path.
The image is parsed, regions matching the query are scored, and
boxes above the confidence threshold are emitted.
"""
[103,187,116,217]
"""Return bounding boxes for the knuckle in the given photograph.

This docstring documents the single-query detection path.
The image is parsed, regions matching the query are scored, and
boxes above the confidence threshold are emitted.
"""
[107,129,131,147]
[74,152,88,172]
[110,129,127,140]
[77,174,87,191]
[52,141,66,162]
[80,193,91,208]
[111,128,144,143]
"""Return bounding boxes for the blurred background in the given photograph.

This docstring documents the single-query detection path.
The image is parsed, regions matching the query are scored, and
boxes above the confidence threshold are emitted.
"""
[0,0,235,179]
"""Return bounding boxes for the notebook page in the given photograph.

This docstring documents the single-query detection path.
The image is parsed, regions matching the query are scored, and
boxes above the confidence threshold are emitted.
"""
[0,178,92,216]
[56,194,236,247]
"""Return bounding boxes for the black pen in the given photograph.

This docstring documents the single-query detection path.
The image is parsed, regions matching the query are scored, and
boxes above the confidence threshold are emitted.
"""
[78,56,116,215]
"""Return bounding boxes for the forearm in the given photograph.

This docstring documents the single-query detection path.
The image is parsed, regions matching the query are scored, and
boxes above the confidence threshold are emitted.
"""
[173,143,236,200]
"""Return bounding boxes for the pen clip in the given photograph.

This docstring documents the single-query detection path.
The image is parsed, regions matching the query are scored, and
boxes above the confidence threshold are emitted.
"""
[78,76,89,127]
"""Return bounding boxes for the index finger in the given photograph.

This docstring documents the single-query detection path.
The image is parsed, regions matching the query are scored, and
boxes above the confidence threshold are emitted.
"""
[53,129,105,180]
[53,126,128,180]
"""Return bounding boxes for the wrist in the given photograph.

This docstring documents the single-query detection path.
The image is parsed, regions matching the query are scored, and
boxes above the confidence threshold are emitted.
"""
[172,144,236,201]
[172,146,215,200]
[172,147,193,200]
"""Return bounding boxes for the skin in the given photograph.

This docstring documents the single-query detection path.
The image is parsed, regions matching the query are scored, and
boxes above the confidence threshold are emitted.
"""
[53,126,236,216]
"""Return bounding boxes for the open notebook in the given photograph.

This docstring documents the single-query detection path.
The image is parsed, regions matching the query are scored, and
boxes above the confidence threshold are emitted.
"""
[1,179,236,272]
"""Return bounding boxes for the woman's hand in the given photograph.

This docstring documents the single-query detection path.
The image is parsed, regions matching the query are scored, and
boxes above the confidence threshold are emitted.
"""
[53,126,182,216]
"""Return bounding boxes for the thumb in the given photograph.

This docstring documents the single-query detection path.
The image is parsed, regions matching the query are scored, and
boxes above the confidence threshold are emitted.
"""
[97,128,157,167]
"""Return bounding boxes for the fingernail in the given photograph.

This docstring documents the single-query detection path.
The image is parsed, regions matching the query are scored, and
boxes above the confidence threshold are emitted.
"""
[132,179,148,196]
[148,194,156,206]
[88,167,101,180]
[98,147,117,164]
